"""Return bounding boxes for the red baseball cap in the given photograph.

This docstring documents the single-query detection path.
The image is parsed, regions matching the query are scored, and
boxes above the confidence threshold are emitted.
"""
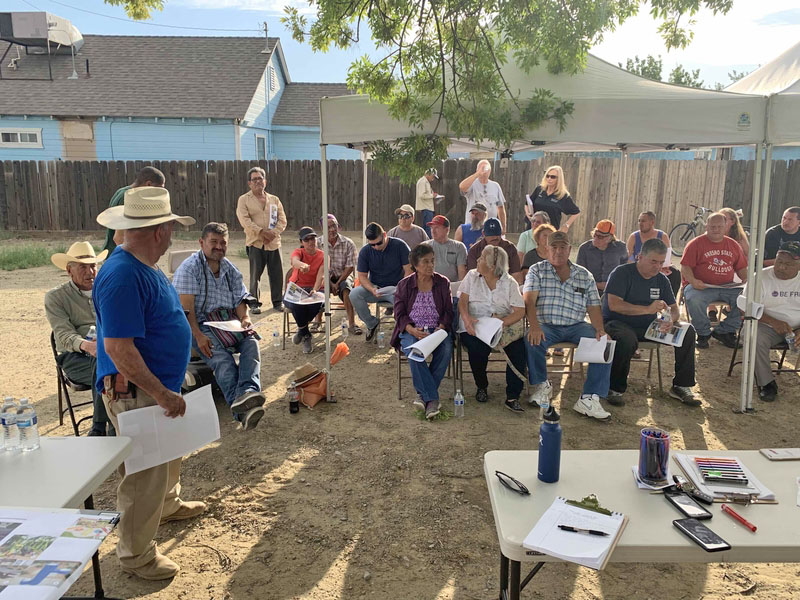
[427,215,450,228]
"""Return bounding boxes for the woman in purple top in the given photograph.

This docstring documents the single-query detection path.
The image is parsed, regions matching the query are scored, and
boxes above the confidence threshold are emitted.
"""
[391,244,454,420]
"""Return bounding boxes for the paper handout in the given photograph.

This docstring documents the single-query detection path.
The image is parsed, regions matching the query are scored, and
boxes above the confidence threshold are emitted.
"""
[117,385,221,475]
[284,281,325,305]
[205,319,248,333]
[473,317,504,348]
[736,295,764,319]
[407,329,448,362]
[574,336,616,364]
[643,319,691,347]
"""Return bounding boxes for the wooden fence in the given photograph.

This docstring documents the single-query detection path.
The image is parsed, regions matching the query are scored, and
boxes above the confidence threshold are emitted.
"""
[1,158,798,243]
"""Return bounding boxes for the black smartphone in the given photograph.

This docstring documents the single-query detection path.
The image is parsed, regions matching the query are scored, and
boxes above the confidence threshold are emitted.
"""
[664,488,713,520]
[673,518,731,552]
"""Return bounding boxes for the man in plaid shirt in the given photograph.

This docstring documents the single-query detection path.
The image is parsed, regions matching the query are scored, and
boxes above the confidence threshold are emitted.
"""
[523,231,613,421]
[319,214,362,335]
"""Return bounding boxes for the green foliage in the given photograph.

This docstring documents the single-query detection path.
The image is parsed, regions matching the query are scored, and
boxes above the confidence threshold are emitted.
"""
[0,243,65,271]
[727,68,752,83]
[282,0,733,183]
[620,55,664,81]
[104,0,164,20]
[668,64,704,88]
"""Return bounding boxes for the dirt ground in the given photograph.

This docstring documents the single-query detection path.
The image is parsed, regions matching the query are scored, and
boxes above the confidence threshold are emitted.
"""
[1,230,799,600]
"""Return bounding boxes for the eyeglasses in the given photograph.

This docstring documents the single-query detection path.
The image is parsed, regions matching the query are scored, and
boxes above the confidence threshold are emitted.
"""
[495,471,530,495]
[250,177,264,182]
[545,174,558,179]
[398,213,413,220]
[593,232,611,239]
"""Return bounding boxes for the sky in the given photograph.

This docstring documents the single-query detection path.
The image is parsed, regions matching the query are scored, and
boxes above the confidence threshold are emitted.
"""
[4,0,800,88]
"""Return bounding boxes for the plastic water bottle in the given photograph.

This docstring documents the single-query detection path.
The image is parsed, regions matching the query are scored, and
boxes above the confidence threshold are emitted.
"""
[2,397,20,452]
[341,318,349,341]
[538,390,551,420]
[272,327,280,348]
[453,389,465,418]
[538,406,562,483]
[288,384,299,414]
[785,332,797,352]
[86,325,97,341]
[377,331,386,349]
[17,398,40,452]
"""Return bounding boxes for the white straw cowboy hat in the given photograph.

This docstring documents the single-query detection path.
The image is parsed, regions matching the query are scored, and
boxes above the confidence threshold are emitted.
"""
[96,187,195,230]
[51,241,108,271]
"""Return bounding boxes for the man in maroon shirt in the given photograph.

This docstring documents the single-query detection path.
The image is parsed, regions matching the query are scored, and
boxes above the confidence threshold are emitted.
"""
[680,212,748,348]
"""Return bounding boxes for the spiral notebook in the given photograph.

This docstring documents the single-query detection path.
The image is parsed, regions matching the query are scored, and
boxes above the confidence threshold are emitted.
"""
[522,497,628,570]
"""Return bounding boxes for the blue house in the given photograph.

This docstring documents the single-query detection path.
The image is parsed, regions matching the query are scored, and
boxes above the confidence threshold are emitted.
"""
[0,17,359,162]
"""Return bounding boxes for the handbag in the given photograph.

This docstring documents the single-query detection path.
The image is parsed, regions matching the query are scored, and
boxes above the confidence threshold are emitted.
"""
[296,372,329,408]
[493,319,527,382]
[204,307,255,349]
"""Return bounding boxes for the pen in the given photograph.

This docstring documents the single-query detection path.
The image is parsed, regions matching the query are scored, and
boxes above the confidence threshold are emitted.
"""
[558,525,609,537]
[721,503,757,532]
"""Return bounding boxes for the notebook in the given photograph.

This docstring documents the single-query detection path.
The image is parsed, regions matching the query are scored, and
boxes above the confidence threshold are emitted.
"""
[522,497,628,570]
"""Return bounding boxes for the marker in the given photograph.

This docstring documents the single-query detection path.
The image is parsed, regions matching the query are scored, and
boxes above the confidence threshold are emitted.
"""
[558,525,609,537]
[721,503,757,532]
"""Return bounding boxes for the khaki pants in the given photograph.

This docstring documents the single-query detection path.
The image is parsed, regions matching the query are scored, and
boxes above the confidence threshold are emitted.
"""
[103,389,183,568]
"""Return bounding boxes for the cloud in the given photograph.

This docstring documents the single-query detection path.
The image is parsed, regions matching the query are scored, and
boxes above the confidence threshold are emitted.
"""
[755,9,800,26]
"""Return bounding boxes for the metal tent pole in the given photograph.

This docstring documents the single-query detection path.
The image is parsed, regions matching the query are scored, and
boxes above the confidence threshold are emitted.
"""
[615,150,629,230]
[362,150,369,246]
[320,144,332,399]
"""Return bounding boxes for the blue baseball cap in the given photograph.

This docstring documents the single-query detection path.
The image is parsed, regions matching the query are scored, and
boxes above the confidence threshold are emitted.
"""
[483,218,502,237]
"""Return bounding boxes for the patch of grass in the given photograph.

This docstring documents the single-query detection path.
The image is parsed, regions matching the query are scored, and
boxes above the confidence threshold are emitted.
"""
[0,242,104,271]
[414,408,453,421]
[237,246,248,259]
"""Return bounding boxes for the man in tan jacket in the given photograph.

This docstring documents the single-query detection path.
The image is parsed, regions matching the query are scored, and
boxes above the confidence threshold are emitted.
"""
[235,166,287,312]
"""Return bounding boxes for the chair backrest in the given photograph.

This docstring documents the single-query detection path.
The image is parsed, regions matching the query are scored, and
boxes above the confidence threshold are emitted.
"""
[168,249,196,274]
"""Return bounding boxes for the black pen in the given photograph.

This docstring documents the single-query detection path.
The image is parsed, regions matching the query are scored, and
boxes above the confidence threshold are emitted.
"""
[558,525,609,536]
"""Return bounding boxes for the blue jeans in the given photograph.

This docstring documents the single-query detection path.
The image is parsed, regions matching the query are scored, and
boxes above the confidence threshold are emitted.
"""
[194,326,261,421]
[400,331,453,402]
[525,321,611,397]
[420,209,435,237]
[684,284,743,336]
[350,285,395,330]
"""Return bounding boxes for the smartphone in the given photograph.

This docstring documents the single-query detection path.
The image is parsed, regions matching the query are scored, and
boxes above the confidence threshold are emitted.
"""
[664,488,713,520]
[673,518,731,552]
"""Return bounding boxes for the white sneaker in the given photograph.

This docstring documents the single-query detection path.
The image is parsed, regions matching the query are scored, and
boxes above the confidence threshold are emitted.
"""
[573,394,611,421]
[528,380,553,406]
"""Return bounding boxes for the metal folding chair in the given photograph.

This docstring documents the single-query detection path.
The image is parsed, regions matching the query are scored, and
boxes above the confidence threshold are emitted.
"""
[50,331,92,437]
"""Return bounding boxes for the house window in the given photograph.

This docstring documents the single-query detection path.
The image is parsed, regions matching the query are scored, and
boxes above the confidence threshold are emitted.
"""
[0,128,43,148]
[255,135,267,160]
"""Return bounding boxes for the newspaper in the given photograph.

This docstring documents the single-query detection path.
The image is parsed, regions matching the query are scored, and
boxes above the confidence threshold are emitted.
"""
[284,281,324,305]
[643,319,691,347]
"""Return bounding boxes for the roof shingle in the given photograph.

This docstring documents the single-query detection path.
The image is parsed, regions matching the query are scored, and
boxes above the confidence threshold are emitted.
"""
[272,82,353,126]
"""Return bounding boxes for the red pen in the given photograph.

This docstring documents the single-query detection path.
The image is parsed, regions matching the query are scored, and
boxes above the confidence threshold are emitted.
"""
[721,503,757,532]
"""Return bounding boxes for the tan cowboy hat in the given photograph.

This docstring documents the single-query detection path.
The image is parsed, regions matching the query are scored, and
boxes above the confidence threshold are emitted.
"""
[96,187,195,230]
[51,241,108,271]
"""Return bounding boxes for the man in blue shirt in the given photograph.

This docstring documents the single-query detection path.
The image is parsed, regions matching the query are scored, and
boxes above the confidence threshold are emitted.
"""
[350,222,412,340]
[94,187,205,581]
[603,238,699,407]
[173,222,265,430]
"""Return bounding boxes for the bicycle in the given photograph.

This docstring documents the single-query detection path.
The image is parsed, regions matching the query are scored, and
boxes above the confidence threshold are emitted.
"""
[669,204,714,257]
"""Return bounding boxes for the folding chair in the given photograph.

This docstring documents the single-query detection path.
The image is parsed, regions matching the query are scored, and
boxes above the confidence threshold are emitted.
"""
[545,342,584,377]
[632,341,664,392]
[397,343,458,401]
[50,332,92,437]
[456,334,530,394]
[283,270,347,349]
[726,327,799,377]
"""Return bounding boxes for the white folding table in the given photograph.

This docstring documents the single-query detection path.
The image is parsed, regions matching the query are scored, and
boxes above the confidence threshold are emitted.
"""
[484,449,800,600]
[0,436,132,599]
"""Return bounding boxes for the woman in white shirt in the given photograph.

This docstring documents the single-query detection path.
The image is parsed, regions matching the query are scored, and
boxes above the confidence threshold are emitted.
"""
[457,245,527,413]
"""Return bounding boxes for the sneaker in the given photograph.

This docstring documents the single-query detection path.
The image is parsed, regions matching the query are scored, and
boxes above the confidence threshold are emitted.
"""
[573,394,611,421]
[504,399,525,414]
[708,308,718,322]
[758,380,778,402]
[711,329,739,349]
[668,386,701,407]
[87,428,106,437]
[425,399,440,420]
[250,307,262,315]
[241,406,265,430]
[475,388,489,403]
[302,335,313,354]
[231,390,266,414]
[160,500,207,524]
[412,396,425,411]
[292,330,305,345]
[120,551,179,581]
[695,334,710,349]
[273,302,283,311]
[606,389,626,407]
[385,307,393,316]
[528,380,553,406]
[366,324,379,342]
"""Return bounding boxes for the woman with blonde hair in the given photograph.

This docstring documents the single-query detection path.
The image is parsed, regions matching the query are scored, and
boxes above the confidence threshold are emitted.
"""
[524,165,581,232]
[720,207,750,256]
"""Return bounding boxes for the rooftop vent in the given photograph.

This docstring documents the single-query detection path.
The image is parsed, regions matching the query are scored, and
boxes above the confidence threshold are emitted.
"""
[0,12,84,53]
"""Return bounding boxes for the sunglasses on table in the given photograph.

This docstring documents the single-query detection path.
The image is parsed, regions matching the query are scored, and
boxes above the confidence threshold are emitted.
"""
[495,471,530,495]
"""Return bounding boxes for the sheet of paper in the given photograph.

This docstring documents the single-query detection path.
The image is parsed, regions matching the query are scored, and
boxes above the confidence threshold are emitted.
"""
[630,465,674,490]
[268,204,278,229]
[407,329,448,362]
[643,320,690,347]
[204,319,247,333]
[473,317,504,348]
[525,194,534,212]
[574,336,616,364]
[736,295,764,319]
[117,385,220,475]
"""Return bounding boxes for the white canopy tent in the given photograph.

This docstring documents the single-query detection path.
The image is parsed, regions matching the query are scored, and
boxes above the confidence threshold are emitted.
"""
[316,51,772,410]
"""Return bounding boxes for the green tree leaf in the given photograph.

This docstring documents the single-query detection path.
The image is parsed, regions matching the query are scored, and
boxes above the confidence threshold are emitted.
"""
[104,0,164,20]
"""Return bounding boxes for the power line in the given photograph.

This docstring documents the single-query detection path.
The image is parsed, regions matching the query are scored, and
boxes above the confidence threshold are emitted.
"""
[44,0,264,33]
[21,0,43,10]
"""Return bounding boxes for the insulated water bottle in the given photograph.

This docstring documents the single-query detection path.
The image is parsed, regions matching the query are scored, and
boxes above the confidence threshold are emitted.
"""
[538,406,562,483]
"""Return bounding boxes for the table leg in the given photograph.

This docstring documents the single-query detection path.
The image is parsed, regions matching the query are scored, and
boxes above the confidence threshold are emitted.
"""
[499,552,509,600]
[509,560,521,600]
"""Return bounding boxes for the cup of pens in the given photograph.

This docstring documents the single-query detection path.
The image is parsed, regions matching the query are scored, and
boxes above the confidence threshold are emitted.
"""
[638,428,670,486]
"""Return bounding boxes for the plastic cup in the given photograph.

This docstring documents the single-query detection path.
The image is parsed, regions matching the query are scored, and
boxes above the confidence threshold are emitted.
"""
[638,428,670,485]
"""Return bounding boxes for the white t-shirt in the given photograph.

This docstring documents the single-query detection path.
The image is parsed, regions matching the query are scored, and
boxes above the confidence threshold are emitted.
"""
[456,269,524,333]
[744,267,800,328]
[463,179,505,222]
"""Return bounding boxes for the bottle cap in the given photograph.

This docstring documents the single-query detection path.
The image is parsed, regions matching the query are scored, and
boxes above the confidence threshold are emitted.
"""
[543,406,560,422]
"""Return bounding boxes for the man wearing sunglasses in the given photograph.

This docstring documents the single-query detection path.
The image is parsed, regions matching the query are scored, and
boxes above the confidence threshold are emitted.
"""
[351,223,412,341]
[576,220,629,293]
[387,203,429,250]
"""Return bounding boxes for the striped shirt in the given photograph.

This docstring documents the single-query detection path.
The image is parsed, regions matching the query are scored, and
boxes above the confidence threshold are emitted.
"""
[523,260,600,325]
[172,251,247,323]
[320,233,357,278]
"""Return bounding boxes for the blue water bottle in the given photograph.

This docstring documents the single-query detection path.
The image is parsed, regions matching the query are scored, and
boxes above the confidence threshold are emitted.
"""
[538,406,562,483]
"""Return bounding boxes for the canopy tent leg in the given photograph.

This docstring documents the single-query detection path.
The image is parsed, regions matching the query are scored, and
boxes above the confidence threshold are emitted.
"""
[615,150,629,230]
[362,150,369,246]
[320,144,332,400]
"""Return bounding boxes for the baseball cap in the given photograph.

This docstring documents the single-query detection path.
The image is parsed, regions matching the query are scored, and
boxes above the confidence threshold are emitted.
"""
[470,202,488,213]
[427,215,450,228]
[483,218,502,237]
[595,219,615,235]
[548,231,570,246]
[320,213,338,226]
[298,226,317,241]
[425,168,439,179]
[394,204,415,216]
[778,240,800,259]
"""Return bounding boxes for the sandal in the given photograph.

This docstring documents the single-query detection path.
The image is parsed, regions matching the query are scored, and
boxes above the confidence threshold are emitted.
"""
[552,348,565,357]
[348,324,363,335]
[309,321,322,333]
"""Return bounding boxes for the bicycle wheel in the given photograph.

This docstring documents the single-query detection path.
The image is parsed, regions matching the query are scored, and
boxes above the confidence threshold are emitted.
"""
[669,223,696,257]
